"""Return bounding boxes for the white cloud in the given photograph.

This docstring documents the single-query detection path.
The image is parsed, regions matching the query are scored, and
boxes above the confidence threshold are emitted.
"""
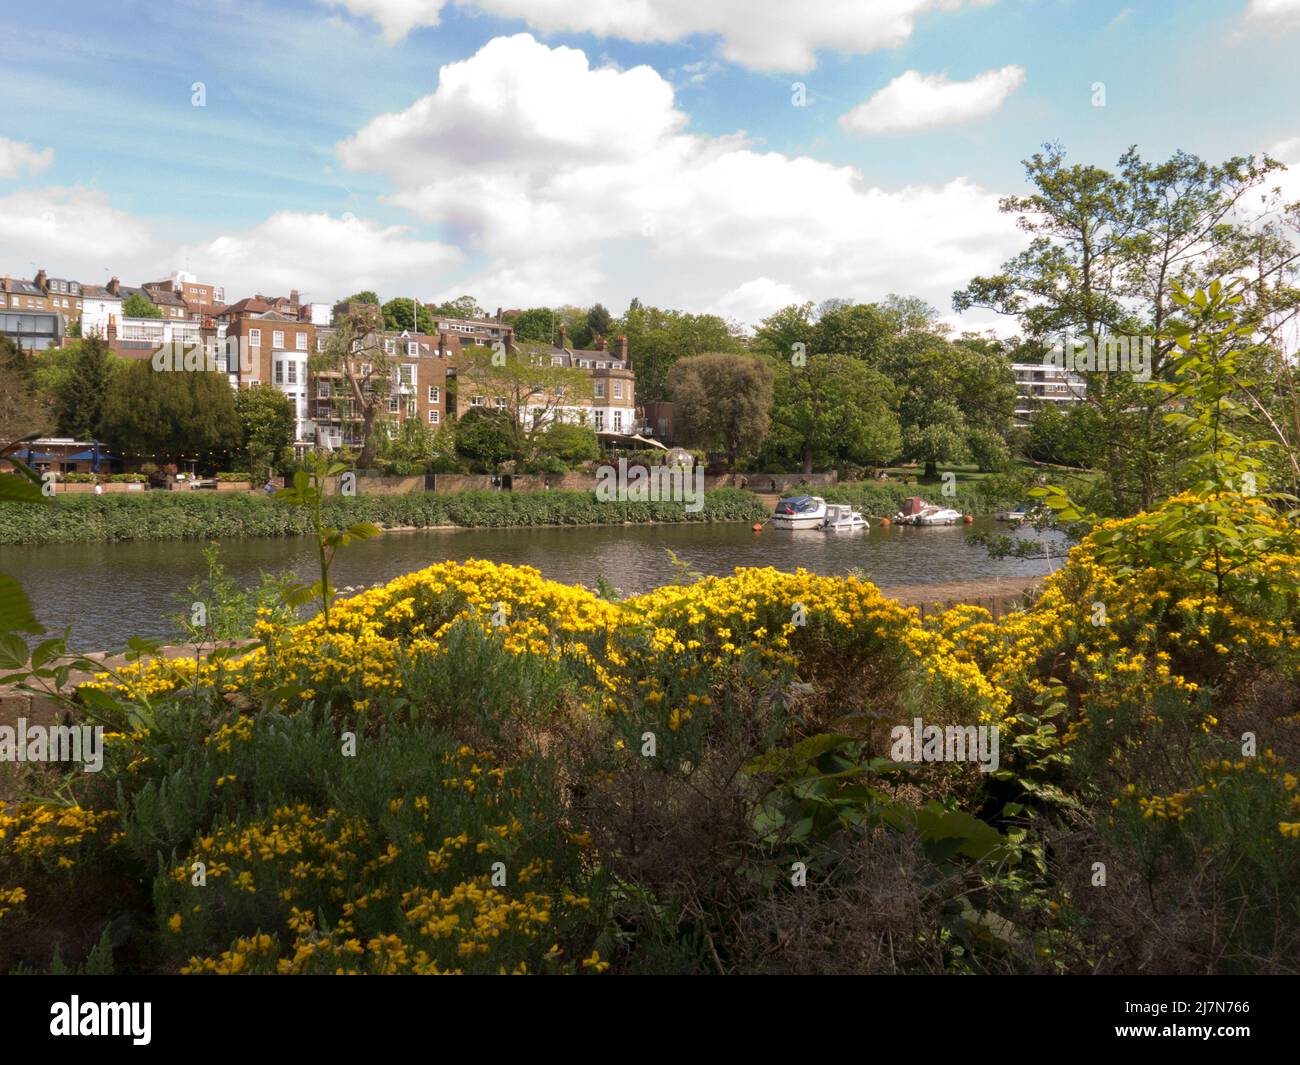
[1247,0,1300,23]
[0,137,54,179]
[708,278,810,328]
[179,212,463,300]
[0,187,153,278]
[839,65,1025,136]
[319,0,994,71]
[341,33,1023,322]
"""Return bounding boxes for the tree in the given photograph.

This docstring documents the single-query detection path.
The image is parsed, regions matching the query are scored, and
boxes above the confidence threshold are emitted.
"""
[235,384,295,479]
[508,308,556,344]
[101,361,240,466]
[538,421,601,468]
[813,303,898,366]
[586,303,613,341]
[339,291,380,306]
[454,407,515,470]
[311,308,395,468]
[51,338,115,440]
[0,336,50,441]
[430,295,485,319]
[770,354,900,474]
[668,353,774,471]
[954,143,1290,514]
[753,302,816,361]
[455,344,593,463]
[616,305,748,403]
[122,292,162,319]
[381,298,434,335]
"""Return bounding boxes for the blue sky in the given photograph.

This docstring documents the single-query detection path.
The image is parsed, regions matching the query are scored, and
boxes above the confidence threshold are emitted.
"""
[3,0,1299,324]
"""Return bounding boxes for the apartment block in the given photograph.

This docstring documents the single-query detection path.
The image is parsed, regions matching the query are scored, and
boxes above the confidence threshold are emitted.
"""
[1012,362,1086,424]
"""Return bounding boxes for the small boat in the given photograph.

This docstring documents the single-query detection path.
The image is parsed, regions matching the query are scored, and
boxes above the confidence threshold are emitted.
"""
[996,503,1033,523]
[894,496,963,526]
[821,503,869,531]
[772,495,828,530]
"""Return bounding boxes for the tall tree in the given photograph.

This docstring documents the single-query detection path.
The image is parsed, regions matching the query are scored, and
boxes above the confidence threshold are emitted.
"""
[509,308,557,344]
[235,384,295,479]
[668,353,774,471]
[52,338,115,439]
[616,305,747,403]
[0,336,50,441]
[101,362,239,466]
[381,298,434,334]
[586,303,613,341]
[954,143,1290,513]
[311,307,395,468]
[770,354,901,473]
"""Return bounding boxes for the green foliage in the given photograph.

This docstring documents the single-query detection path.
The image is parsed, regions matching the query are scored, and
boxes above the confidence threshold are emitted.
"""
[234,384,294,480]
[381,298,434,334]
[170,542,299,642]
[536,421,601,468]
[508,307,557,344]
[100,361,240,466]
[454,407,516,469]
[668,352,775,471]
[121,292,162,319]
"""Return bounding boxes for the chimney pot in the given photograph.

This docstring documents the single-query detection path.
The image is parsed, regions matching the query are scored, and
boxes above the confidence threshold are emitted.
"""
[558,323,567,348]
[618,334,628,359]
[595,336,606,351]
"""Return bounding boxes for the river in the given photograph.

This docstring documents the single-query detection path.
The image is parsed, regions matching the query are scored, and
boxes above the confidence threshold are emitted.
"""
[0,517,1063,650]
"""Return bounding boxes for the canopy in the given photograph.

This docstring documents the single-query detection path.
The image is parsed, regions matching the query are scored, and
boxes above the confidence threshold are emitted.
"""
[65,449,120,462]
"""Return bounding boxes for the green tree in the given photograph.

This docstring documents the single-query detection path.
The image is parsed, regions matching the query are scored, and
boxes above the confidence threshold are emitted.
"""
[455,345,593,463]
[311,308,394,469]
[616,305,747,404]
[509,308,556,344]
[586,303,613,341]
[122,292,162,319]
[51,337,115,440]
[430,295,485,319]
[235,384,295,479]
[813,303,899,365]
[339,291,380,306]
[770,354,900,474]
[454,407,516,470]
[955,143,1291,514]
[0,336,50,440]
[538,421,602,468]
[381,298,434,334]
[668,352,774,471]
[753,302,816,361]
[101,362,240,466]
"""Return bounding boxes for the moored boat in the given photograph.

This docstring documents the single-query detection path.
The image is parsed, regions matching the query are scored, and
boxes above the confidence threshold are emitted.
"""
[894,496,964,526]
[821,503,869,531]
[771,495,828,530]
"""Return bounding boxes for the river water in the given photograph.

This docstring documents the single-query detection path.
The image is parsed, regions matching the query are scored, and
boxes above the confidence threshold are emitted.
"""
[0,518,1062,650]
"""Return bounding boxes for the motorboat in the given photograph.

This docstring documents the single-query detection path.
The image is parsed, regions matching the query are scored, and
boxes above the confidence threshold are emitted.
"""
[894,496,963,526]
[996,503,1033,523]
[821,503,869,531]
[771,495,828,530]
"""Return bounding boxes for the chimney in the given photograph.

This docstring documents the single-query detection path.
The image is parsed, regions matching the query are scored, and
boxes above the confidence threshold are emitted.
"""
[34,268,47,292]
[495,306,502,322]
[595,335,606,351]
[108,277,121,297]
[290,289,299,309]
[438,330,449,357]
[557,323,567,348]
[107,314,117,340]
[618,334,628,360]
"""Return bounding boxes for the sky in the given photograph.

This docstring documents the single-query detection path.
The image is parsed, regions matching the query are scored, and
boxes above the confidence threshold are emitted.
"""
[3,0,1300,330]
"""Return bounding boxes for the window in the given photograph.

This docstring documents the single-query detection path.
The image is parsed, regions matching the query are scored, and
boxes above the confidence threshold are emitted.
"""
[317,337,326,352]
[407,342,418,356]
[249,328,261,347]
[428,410,440,425]
[352,340,362,352]
[613,410,623,432]
[593,382,605,398]
[470,395,486,406]
[613,381,623,399]
[552,356,564,366]
[400,364,415,386]
[593,410,605,431]
[296,332,308,351]
[273,330,285,349]
[495,397,508,408]
[318,382,331,398]
[389,396,400,414]
[287,361,298,385]
[361,363,371,376]
[427,386,439,403]
[407,399,417,417]
[274,360,284,384]
[383,339,395,354]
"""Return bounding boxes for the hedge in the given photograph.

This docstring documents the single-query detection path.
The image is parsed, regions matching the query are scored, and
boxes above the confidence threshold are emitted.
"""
[0,488,769,545]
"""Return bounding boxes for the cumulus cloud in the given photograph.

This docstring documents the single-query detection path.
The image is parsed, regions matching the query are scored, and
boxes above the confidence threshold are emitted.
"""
[709,278,811,329]
[179,211,463,300]
[319,0,994,71]
[1247,0,1300,23]
[340,33,1023,323]
[0,136,54,179]
[839,65,1025,135]
[0,187,153,277]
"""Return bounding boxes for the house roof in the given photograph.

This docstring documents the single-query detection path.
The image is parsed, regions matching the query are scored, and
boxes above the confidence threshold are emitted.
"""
[81,285,122,301]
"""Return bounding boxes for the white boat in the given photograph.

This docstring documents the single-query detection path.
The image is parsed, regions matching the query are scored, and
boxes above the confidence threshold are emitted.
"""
[895,496,964,526]
[997,503,1032,523]
[771,495,828,530]
[821,503,869,531]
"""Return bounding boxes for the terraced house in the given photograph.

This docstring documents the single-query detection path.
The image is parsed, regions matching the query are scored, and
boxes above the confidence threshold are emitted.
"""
[218,299,316,452]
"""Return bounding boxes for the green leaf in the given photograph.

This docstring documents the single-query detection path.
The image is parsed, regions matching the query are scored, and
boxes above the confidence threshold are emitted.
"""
[0,573,44,634]
[0,633,30,670]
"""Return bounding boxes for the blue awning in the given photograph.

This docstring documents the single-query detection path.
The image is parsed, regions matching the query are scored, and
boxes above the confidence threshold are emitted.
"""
[65,449,120,462]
